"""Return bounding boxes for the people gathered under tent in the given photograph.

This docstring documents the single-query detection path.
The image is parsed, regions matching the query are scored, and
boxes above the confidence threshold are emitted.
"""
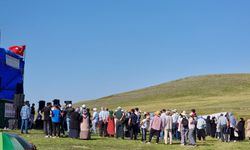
[18,101,250,146]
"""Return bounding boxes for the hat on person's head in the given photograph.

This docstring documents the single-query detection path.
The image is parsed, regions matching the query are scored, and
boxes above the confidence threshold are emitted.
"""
[93,108,97,111]
[117,106,122,110]
[166,111,171,115]
[172,109,177,113]
[155,111,161,116]
[181,111,187,116]
[82,104,86,108]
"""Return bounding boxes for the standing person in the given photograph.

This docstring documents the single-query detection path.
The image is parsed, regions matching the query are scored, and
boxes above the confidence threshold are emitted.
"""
[65,104,74,135]
[140,113,150,143]
[197,116,206,141]
[160,109,167,140]
[229,112,237,142]
[129,109,138,140]
[188,112,197,146]
[205,116,211,136]
[114,107,125,139]
[60,106,66,137]
[225,114,231,142]
[236,118,245,141]
[148,111,162,144]
[80,109,91,140]
[51,105,61,138]
[135,108,141,135]
[179,111,188,146]
[20,101,31,134]
[91,108,99,134]
[210,117,217,138]
[103,108,109,137]
[69,108,81,138]
[99,107,105,137]
[217,114,228,142]
[172,109,179,140]
[41,102,52,138]
[30,103,35,129]
[246,119,250,140]
[107,111,115,137]
[164,111,173,145]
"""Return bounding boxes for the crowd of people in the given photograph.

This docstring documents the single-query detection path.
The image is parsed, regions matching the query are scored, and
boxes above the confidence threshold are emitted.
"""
[20,101,250,146]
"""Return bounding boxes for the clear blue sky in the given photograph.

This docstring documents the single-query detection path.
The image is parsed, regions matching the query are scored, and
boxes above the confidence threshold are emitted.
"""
[1,0,250,104]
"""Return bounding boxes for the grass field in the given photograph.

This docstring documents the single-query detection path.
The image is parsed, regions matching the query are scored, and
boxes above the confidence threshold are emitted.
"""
[2,74,250,149]
[3,130,249,150]
[76,74,250,118]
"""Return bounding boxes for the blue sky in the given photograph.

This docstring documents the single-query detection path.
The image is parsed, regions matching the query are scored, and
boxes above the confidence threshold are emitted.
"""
[1,0,250,104]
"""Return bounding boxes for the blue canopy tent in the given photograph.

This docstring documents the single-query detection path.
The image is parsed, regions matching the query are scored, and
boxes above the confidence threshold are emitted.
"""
[0,47,25,101]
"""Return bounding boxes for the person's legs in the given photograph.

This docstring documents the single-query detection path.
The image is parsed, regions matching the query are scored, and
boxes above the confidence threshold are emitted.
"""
[115,123,120,138]
[56,123,60,137]
[66,118,70,133]
[189,129,195,145]
[44,120,48,135]
[92,120,96,134]
[130,125,133,140]
[202,129,206,141]
[20,119,24,133]
[99,121,104,136]
[164,129,168,144]
[169,130,173,144]
[184,129,188,145]
[142,128,146,142]
[104,122,108,137]
[134,125,138,140]
[156,130,160,143]
[181,130,184,144]
[52,123,56,136]
[197,129,201,141]
[149,129,155,142]
[29,114,34,129]
[48,121,52,136]
[230,127,235,141]
[24,119,28,134]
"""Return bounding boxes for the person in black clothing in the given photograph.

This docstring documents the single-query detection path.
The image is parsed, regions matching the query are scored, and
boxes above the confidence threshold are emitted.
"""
[205,116,212,136]
[30,103,35,129]
[41,103,52,137]
[60,107,66,136]
[65,104,74,134]
[129,109,138,140]
[69,108,81,138]
[210,117,216,138]
[236,118,245,141]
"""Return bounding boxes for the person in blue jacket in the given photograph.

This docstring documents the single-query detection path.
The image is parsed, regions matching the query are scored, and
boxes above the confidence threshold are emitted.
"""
[51,105,61,138]
[20,101,31,134]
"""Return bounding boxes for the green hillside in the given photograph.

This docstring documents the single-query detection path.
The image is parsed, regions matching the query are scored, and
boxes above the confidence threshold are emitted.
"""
[76,74,250,118]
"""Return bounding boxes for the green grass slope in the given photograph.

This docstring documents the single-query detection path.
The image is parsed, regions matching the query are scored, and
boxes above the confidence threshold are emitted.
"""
[76,74,250,118]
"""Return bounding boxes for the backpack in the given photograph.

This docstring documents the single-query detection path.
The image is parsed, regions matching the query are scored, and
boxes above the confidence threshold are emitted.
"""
[182,117,189,128]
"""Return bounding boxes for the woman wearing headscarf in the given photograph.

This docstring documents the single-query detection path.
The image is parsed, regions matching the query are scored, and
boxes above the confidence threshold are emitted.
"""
[236,118,245,141]
[69,108,81,138]
[80,109,91,140]
[107,110,115,137]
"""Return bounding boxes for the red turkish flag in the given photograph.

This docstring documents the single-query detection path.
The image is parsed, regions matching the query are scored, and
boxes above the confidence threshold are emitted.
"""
[8,45,26,56]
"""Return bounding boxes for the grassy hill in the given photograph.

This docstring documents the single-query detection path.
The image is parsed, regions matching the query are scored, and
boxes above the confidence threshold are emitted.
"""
[76,74,250,118]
